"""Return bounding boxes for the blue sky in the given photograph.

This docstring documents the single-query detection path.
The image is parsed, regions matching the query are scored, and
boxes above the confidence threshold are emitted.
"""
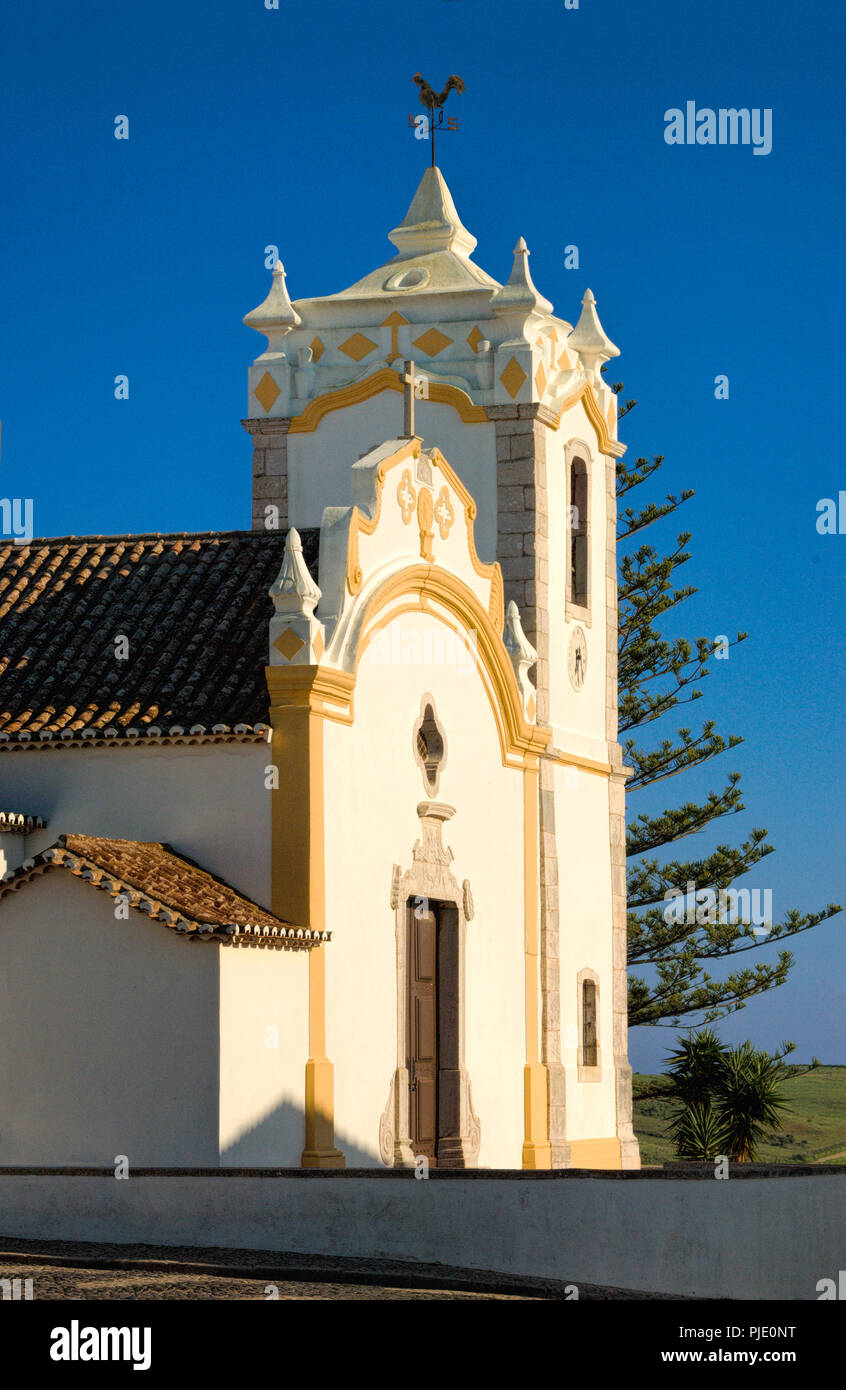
[1,0,843,1070]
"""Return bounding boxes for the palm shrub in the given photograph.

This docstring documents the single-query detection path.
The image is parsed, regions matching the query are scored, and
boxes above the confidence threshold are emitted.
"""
[666,1029,729,1159]
[665,1030,800,1162]
[669,1101,728,1161]
[715,1041,794,1163]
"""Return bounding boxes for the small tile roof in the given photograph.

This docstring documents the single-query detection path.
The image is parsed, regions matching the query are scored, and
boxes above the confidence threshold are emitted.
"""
[0,529,319,747]
[0,834,329,948]
[0,812,45,834]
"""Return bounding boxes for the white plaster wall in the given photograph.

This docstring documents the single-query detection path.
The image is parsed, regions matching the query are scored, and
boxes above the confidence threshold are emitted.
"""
[1,1170,842,1300]
[0,743,271,909]
[554,760,617,1140]
[218,947,309,1167]
[0,873,220,1166]
[0,836,26,877]
[540,417,618,1143]
[322,607,525,1168]
[287,397,497,559]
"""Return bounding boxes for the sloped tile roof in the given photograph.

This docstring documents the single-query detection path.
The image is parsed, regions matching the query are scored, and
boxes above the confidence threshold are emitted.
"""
[0,529,319,746]
[0,834,330,949]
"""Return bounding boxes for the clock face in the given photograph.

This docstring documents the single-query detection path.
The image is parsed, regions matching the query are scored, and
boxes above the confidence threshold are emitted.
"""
[568,626,588,691]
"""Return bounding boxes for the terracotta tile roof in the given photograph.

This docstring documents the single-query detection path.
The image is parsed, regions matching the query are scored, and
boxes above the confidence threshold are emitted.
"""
[0,834,330,948]
[0,812,45,834]
[0,529,319,747]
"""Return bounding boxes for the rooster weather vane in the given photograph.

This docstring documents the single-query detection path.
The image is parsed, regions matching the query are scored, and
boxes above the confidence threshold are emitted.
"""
[412,72,466,167]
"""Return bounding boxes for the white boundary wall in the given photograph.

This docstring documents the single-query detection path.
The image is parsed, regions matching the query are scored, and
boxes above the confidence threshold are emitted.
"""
[0,1170,844,1299]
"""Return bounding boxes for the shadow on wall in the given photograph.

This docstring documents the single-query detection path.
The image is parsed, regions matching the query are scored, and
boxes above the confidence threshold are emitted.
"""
[221,1099,383,1168]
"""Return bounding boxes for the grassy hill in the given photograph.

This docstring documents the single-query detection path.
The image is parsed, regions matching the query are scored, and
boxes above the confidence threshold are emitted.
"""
[633,1064,846,1166]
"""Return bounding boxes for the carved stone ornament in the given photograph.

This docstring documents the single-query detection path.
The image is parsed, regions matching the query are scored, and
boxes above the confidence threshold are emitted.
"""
[462,878,475,922]
[389,864,401,911]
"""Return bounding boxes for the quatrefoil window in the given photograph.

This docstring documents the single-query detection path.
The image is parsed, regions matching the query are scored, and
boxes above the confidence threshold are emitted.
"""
[413,698,447,796]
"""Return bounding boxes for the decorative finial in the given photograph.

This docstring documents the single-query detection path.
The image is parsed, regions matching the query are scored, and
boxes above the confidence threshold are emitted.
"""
[268,529,325,667]
[388,166,477,260]
[490,238,553,317]
[270,528,321,616]
[412,72,466,168]
[243,258,302,356]
[567,287,619,383]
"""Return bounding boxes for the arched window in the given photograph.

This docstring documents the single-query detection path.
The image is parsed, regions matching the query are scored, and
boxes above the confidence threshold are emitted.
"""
[569,457,588,609]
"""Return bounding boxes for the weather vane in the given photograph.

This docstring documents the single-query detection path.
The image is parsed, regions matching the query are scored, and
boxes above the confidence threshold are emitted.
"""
[410,73,466,167]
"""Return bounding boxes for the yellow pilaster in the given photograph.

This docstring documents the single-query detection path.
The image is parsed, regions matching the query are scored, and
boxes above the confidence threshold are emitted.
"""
[522,758,551,1169]
[266,667,346,1168]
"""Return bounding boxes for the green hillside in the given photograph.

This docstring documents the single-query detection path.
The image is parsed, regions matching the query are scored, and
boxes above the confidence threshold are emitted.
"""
[633,1065,846,1166]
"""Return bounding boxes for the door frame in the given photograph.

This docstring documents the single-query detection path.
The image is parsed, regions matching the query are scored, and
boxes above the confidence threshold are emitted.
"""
[379,800,481,1168]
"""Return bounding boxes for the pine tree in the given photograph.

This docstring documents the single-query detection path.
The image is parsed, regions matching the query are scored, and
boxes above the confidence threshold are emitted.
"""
[612,381,841,1030]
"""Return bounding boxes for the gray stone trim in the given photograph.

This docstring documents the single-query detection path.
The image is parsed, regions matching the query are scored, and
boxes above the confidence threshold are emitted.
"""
[495,410,639,1169]
[539,758,570,1166]
[242,418,290,532]
[605,449,640,1167]
[494,413,569,1167]
[488,402,560,428]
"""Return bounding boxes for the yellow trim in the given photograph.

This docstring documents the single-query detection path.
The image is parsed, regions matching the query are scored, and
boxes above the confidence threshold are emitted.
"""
[412,327,453,357]
[343,438,504,632]
[254,371,281,414]
[338,332,378,363]
[284,364,624,463]
[416,488,435,562]
[551,380,626,458]
[547,748,614,778]
[346,439,421,596]
[427,448,504,632]
[522,760,551,1169]
[266,666,345,1168]
[381,310,408,364]
[266,664,355,724]
[354,568,549,765]
[265,565,549,1165]
[302,951,344,1168]
[569,1137,623,1169]
[288,367,488,434]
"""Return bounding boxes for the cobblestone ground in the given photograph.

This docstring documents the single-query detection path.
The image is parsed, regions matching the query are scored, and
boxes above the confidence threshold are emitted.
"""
[0,1260,536,1300]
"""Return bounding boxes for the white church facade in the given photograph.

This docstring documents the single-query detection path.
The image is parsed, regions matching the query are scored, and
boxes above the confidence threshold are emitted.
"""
[0,167,639,1171]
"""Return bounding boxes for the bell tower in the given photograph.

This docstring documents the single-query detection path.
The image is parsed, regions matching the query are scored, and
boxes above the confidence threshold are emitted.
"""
[241,163,639,1168]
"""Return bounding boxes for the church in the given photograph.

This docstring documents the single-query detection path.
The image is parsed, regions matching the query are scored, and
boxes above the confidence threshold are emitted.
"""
[0,165,640,1171]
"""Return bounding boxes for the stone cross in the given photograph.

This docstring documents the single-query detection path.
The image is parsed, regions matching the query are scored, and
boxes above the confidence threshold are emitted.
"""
[399,359,428,437]
[400,359,418,436]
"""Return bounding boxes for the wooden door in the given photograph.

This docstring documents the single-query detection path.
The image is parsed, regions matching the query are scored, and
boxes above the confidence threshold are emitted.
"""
[407,903,438,1163]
